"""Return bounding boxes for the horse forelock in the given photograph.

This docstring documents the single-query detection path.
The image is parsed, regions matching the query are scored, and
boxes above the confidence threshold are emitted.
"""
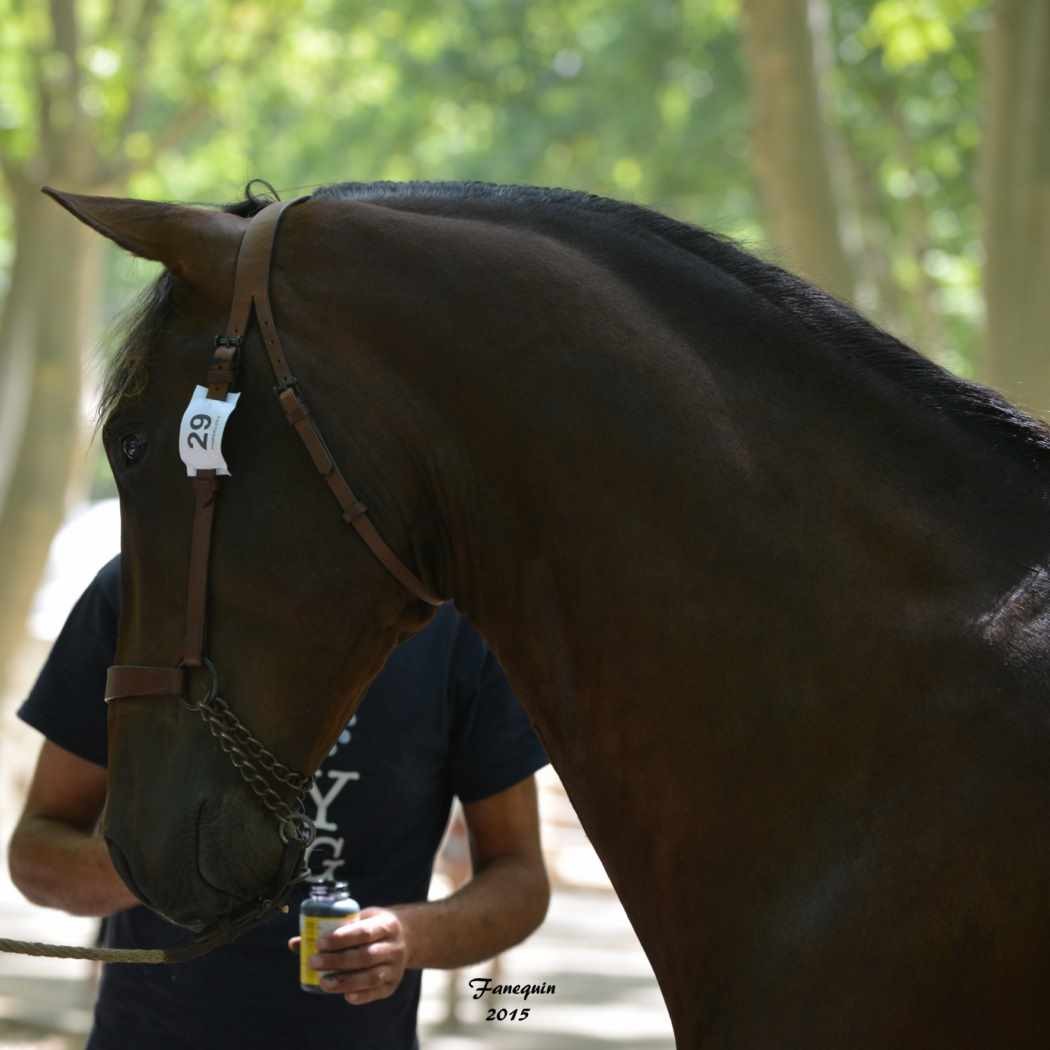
[97,270,172,429]
[99,178,1050,478]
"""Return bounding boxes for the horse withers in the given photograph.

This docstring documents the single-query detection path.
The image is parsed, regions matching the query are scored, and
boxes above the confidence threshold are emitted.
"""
[47,181,1050,1048]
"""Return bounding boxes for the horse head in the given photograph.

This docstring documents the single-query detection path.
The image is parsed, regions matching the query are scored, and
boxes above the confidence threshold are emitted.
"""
[45,188,437,931]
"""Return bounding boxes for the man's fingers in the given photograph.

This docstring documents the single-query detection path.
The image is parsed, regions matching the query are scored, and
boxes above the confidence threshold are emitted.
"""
[288,936,301,954]
[315,911,394,952]
[321,964,392,997]
[310,939,396,973]
[308,907,406,1006]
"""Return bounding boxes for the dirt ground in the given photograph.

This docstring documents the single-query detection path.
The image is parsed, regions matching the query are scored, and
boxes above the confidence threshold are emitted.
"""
[0,887,673,1050]
[0,1022,83,1050]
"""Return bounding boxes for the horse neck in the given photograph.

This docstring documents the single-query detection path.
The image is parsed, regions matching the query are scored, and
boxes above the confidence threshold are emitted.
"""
[294,200,1050,672]
[307,201,1050,708]
[417,300,1050,1022]
[307,209,1050,1023]
[434,318,1050,676]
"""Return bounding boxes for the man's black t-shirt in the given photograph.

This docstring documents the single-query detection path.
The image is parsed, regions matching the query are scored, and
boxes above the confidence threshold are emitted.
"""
[18,556,547,1050]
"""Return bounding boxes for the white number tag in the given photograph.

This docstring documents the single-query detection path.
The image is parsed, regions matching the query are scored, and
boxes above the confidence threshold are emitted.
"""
[178,385,241,477]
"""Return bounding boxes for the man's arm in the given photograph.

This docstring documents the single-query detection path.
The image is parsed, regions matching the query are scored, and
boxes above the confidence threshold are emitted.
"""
[296,775,550,1005]
[8,739,140,917]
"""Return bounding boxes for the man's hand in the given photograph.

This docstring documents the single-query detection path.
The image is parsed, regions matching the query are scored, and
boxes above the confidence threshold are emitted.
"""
[289,907,409,1005]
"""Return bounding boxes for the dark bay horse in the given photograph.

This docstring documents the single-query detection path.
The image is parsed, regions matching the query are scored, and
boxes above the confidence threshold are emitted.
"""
[46,181,1050,1048]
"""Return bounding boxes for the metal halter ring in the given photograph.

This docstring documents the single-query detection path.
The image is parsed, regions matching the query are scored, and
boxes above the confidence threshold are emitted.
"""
[181,657,219,712]
[279,813,316,848]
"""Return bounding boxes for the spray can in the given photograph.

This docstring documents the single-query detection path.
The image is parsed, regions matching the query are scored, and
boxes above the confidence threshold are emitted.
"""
[299,880,361,993]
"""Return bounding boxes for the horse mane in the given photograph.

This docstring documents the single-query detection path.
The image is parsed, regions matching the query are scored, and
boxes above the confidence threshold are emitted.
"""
[317,180,1050,475]
[101,179,1050,478]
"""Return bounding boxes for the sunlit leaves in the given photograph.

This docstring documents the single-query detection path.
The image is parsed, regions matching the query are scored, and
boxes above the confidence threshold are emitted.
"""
[865,0,985,69]
[866,0,955,69]
[824,0,984,369]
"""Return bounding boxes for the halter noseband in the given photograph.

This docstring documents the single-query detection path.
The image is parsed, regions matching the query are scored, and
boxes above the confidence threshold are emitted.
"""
[103,195,445,938]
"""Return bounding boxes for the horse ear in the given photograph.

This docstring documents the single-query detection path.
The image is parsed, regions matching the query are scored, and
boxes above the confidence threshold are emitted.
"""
[41,187,247,293]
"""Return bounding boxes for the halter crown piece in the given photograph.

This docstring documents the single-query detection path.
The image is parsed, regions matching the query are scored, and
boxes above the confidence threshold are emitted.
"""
[0,194,445,966]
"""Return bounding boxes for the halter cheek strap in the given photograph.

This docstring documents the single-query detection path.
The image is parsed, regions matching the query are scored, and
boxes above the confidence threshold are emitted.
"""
[218,196,445,614]
[179,195,442,675]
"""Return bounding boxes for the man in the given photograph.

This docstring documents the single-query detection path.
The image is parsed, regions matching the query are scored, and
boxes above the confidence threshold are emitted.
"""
[8,555,549,1050]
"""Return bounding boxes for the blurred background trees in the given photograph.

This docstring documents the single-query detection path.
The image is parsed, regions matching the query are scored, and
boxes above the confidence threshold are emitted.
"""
[0,0,1046,696]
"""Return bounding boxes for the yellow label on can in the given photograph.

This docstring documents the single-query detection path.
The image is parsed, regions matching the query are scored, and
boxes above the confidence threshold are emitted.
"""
[300,912,360,989]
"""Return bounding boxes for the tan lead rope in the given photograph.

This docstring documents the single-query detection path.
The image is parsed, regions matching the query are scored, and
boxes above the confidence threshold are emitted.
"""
[0,936,218,964]
[0,877,282,963]
[0,888,285,960]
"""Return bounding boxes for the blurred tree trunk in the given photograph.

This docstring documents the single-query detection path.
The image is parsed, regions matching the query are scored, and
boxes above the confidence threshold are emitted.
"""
[0,0,204,698]
[0,171,104,696]
[982,1,1050,415]
[739,0,856,304]
[0,0,110,697]
[0,187,46,512]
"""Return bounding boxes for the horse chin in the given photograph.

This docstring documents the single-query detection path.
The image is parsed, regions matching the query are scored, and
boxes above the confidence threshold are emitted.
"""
[105,832,230,931]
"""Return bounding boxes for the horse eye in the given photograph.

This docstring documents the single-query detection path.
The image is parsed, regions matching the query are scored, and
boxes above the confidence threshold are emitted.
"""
[120,434,147,465]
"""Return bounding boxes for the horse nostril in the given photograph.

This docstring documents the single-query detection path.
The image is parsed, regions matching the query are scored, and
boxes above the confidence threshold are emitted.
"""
[105,836,152,908]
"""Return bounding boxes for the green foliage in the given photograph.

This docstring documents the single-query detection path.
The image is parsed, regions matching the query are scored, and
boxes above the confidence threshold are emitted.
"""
[864,0,984,70]
[827,0,985,372]
[0,0,989,377]
[118,0,753,239]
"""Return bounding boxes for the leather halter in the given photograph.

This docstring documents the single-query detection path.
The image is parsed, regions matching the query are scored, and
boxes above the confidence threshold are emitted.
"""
[103,195,446,934]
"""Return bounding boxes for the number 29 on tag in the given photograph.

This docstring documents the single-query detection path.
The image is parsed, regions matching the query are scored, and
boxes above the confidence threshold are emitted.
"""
[186,411,215,451]
[178,385,240,477]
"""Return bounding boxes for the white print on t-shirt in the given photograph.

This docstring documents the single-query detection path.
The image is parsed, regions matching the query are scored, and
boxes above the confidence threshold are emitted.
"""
[305,717,361,880]
[309,836,345,881]
[327,715,357,758]
[310,770,361,831]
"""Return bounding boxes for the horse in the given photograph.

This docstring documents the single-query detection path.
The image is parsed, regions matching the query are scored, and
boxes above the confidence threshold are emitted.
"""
[45,180,1050,1048]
